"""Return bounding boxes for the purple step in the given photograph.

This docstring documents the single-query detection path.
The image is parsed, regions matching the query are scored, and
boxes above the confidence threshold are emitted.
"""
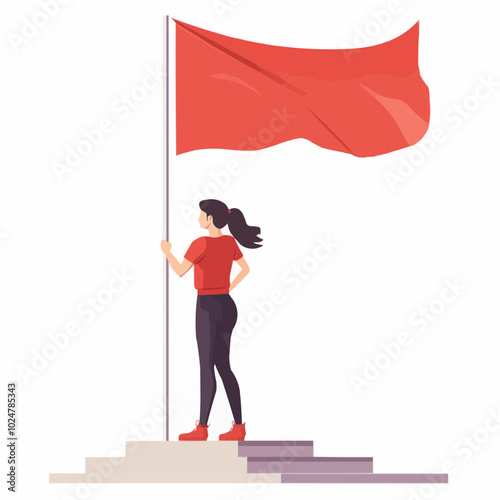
[247,456,373,474]
[238,441,314,458]
[281,473,449,484]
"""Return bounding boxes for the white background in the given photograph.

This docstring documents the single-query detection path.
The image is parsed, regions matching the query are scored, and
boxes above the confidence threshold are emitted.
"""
[1,0,500,499]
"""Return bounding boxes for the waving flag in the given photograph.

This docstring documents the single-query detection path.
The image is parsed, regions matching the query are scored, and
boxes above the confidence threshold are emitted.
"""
[175,19,430,157]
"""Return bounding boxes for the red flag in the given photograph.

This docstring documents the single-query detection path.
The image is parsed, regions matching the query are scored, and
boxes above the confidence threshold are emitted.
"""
[175,19,430,157]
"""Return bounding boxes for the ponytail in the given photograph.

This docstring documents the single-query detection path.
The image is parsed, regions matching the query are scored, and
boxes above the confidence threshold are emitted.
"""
[227,208,262,249]
[199,199,262,249]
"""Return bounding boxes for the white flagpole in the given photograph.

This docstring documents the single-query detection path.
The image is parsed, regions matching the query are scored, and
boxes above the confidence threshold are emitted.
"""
[163,14,170,441]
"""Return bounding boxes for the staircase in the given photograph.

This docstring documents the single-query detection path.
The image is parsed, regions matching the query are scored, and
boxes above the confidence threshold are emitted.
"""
[49,440,448,484]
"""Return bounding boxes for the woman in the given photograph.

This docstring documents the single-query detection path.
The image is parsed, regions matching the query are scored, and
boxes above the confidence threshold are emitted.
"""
[161,199,262,441]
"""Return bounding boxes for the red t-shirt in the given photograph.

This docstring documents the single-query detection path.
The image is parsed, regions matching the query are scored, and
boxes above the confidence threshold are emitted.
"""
[184,235,243,295]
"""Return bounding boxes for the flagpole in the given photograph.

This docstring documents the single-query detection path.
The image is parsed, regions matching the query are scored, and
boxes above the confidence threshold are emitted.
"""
[164,14,170,442]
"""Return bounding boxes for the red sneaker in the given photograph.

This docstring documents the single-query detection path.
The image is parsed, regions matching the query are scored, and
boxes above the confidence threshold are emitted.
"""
[219,421,246,441]
[178,420,209,441]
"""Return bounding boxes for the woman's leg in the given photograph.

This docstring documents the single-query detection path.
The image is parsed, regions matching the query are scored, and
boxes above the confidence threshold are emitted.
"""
[214,295,242,425]
[195,296,220,425]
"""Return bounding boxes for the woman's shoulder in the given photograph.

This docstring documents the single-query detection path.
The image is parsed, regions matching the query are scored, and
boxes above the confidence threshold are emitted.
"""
[190,236,209,247]
[222,234,238,244]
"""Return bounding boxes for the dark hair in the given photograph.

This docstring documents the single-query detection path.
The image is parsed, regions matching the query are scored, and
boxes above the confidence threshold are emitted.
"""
[199,199,262,249]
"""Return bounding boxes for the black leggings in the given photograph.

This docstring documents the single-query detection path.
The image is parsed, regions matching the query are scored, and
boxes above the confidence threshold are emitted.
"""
[196,294,242,425]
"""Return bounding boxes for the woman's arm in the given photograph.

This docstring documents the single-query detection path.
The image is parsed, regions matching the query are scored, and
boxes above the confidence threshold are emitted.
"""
[229,257,250,292]
[161,240,193,277]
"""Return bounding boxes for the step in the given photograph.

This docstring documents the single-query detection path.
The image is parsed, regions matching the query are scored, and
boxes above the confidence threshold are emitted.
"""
[281,473,449,484]
[238,441,314,458]
[80,442,282,483]
[247,456,373,474]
